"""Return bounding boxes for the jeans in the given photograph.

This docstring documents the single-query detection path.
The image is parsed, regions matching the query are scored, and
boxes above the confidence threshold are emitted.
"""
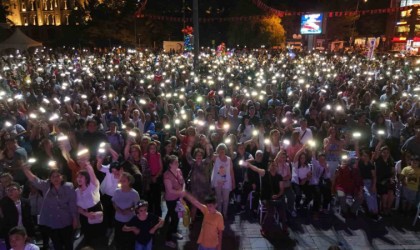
[363,179,378,213]
[281,186,296,212]
[135,240,152,250]
[293,183,312,208]
[215,186,230,217]
[337,190,362,214]
[327,161,339,181]
[198,244,217,250]
[308,184,321,212]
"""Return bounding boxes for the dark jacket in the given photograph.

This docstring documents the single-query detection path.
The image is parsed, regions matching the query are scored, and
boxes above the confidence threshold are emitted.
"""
[0,197,35,238]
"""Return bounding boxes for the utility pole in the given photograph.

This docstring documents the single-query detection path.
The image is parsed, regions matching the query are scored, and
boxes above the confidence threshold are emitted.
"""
[193,0,199,70]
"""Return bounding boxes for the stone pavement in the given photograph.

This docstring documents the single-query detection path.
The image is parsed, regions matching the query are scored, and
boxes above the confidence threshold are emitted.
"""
[170,209,420,250]
[71,204,420,250]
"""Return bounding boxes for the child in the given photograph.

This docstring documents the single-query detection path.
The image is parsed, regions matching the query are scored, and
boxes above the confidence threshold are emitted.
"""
[122,200,164,250]
[400,155,420,212]
[182,192,224,250]
[8,227,39,250]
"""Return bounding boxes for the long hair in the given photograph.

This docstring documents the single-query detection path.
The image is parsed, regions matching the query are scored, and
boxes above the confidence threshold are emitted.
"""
[240,115,250,133]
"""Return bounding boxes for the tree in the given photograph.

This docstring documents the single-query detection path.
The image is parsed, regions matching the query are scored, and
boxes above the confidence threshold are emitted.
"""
[259,15,286,46]
[227,15,285,47]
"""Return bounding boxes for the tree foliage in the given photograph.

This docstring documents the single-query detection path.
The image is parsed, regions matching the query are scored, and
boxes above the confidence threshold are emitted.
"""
[259,15,286,46]
[227,15,285,47]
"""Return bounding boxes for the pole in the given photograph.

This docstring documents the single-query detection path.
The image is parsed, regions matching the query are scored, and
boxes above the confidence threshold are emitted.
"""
[134,18,137,47]
[193,0,199,70]
[350,0,361,46]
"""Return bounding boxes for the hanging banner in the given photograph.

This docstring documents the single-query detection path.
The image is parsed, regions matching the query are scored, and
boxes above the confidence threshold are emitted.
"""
[135,1,420,22]
[367,37,377,60]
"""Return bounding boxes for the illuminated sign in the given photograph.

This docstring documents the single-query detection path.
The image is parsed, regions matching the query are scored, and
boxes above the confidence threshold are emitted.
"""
[300,14,323,35]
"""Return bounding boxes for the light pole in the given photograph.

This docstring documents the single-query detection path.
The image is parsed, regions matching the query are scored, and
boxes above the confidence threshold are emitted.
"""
[351,0,368,46]
[134,17,137,47]
[193,0,199,70]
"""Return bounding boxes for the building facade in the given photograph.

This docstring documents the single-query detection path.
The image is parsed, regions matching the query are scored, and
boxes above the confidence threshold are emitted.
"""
[392,0,420,52]
[5,0,75,26]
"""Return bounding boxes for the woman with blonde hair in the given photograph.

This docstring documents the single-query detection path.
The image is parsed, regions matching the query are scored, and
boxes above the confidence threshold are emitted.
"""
[211,143,235,218]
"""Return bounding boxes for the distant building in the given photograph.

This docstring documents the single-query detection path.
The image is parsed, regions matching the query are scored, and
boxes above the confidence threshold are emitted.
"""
[4,0,75,26]
[392,0,420,52]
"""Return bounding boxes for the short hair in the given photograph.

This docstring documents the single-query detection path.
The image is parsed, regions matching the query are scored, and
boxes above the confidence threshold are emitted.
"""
[49,169,63,179]
[110,161,123,172]
[167,155,178,165]
[130,144,142,154]
[204,195,217,205]
[0,172,13,181]
[318,152,326,158]
[193,148,205,158]
[124,121,135,129]
[121,172,135,187]
[255,150,264,156]
[147,141,158,151]
[77,170,90,186]
[216,143,228,153]
[86,118,97,127]
[57,121,71,132]
[8,226,27,238]
[270,129,280,138]
[6,182,21,190]
[134,200,149,213]
[80,247,95,250]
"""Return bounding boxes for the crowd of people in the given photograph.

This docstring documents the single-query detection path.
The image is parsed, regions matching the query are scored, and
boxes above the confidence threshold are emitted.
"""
[0,46,419,250]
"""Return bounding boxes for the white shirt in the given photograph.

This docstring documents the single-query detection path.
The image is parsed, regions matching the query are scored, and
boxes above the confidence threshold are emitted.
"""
[100,165,119,196]
[131,118,144,134]
[219,105,231,118]
[292,162,311,184]
[211,156,233,190]
[277,161,291,187]
[11,243,40,250]
[15,200,23,227]
[295,127,313,145]
[76,183,100,209]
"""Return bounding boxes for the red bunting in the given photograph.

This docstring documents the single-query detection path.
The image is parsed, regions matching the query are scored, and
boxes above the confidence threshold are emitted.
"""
[135,1,420,23]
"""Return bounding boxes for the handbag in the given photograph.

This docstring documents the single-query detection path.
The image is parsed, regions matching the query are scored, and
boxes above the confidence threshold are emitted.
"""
[88,211,104,224]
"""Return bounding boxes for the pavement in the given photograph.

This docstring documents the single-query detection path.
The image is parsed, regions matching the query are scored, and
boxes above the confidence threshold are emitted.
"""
[68,202,420,250]
[171,206,420,250]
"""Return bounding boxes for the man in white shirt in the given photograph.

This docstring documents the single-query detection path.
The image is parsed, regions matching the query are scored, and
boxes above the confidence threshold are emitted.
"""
[130,109,145,134]
[295,118,313,145]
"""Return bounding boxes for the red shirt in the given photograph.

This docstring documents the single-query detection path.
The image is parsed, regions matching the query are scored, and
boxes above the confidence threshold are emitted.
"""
[144,152,161,176]
[334,166,363,195]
